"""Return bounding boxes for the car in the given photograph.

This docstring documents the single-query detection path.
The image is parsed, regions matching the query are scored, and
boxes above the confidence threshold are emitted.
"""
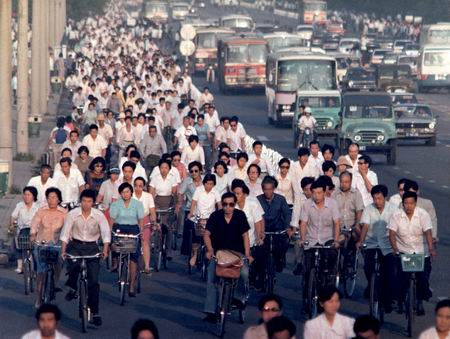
[171,2,191,21]
[341,67,377,91]
[326,22,345,37]
[382,52,399,65]
[295,24,314,42]
[394,104,437,145]
[339,91,398,164]
[404,43,420,57]
[377,64,416,93]
[338,38,361,55]
[393,39,413,53]
[390,92,418,105]
[397,55,418,75]
[370,49,391,65]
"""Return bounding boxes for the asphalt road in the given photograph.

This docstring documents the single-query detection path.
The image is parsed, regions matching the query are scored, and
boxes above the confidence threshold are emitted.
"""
[1,3,449,339]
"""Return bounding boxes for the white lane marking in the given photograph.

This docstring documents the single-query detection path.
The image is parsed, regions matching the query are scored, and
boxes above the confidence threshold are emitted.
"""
[404,170,411,174]
[429,179,436,183]
[256,136,269,141]
[416,175,423,179]
[393,166,400,170]
[442,185,449,189]
[446,145,450,148]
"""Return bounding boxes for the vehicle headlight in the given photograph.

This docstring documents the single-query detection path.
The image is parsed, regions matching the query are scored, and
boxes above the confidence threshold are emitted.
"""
[282,105,291,110]
[327,121,333,127]
[429,122,436,129]
[348,80,354,87]
[354,134,361,142]
[377,135,385,141]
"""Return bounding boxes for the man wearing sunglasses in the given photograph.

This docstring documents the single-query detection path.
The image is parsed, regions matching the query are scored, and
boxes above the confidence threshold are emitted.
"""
[202,192,253,323]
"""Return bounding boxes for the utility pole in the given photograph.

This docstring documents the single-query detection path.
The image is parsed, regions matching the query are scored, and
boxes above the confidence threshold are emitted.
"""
[17,0,29,155]
[31,0,42,117]
[39,0,49,115]
[0,0,13,189]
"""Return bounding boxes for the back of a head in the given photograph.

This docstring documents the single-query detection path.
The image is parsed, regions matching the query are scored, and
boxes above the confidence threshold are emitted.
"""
[266,315,296,339]
[131,318,159,339]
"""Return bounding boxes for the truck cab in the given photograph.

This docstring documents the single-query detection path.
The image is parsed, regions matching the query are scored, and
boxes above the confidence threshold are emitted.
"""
[339,92,398,164]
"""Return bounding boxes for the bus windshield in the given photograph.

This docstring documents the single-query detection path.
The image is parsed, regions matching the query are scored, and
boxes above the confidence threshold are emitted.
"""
[345,105,391,119]
[424,51,450,67]
[267,37,304,51]
[145,3,168,13]
[222,18,253,29]
[277,59,336,91]
[304,2,326,11]
[428,29,450,43]
[298,96,340,108]
[227,44,266,63]
[197,33,217,49]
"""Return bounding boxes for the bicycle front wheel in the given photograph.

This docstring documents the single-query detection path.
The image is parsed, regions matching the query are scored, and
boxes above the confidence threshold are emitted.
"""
[218,282,230,339]
[266,256,275,295]
[23,258,32,295]
[405,278,414,337]
[344,253,358,297]
[307,268,318,319]
[369,273,383,322]
[43,269,54,304]
[119,260,128,306]
[79,280,88,333]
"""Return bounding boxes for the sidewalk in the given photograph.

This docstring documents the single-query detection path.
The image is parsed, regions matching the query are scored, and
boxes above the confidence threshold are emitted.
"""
[0,94,62,246]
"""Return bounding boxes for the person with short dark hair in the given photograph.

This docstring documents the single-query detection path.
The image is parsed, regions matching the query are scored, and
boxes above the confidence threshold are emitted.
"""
[357,184,398,311]
[321,144,335,162]
[74,145,93,177]
[27,164,57,204]
[53,157,86,204]
[11,186,40,274]
[140,124,167,176]
[215,116,230,148]
[60,189,111,326]
[352,154,378,207]
[232,152,250,181]
[322,160,339,189]
[275,158,295,206]
[227,116,246,152]
[291,147,320,196]
[181,134,205,168]
[82,123,108,158]
[419,299,450,339]
[244,294,284,339]
[130,318,160,339]
[388,190,436,316]
[85,156,107,194]
[304,286,354,338]
[249,141,273,177]
[267,315,297,339]
[21,304,69,339]
[388,178,410,207]
[353,314,380,339]
[203,192,252,322]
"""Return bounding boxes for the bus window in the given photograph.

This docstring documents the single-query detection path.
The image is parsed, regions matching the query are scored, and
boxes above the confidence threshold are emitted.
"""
[248,44,267,63]
[227,45,247,63]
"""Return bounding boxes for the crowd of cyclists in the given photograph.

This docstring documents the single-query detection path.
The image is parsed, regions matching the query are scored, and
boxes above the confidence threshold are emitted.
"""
[7,0,449,338]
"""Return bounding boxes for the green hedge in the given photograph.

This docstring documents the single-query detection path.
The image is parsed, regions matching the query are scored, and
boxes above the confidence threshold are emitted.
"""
[328,0,449,23]
[67,0,107,21]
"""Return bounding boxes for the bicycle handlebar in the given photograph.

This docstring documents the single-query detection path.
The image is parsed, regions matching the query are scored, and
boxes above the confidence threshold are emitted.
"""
[156,207,174,214]
[65,253,103,260]
[265,230,287,236]
[111,231,141,239]
[303,242,333,249]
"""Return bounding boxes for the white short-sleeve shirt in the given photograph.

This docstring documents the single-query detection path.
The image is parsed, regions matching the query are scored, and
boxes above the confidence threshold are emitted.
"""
[82,134,107,158]
[304,313,355,339]
[192,186,220,218]
[150,173,177,196]
[236,197,264,247]
[27,176,57,204]
[133,191,155,216]
[227,128,245,151]
[53,168,86,203]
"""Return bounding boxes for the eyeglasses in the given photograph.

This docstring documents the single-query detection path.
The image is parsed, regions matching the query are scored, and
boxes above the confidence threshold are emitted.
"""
[262,307,280,312]
[190,169,199,173]
[222,202,235,207]
[280,165,290,169]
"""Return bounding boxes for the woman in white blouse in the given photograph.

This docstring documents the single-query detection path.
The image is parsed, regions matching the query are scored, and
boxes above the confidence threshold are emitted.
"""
[149,159,178,258]
[232,152,249,181]
[181,135,205,169]
[133,177,157,274]
[213,161,230,196]
[304,286,355,339]
[275,158,295,206]
[11,186,40,273]
[245,164,263,198]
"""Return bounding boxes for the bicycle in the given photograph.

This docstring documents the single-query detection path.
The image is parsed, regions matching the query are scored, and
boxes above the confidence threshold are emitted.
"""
[111,231,141,306]
[303,242,339,319]
[264,230,287,294]
[216,256,249,338]
[37,243,61,304]
[155,207,175,270]
[400,253,425,338]
[339,226,359,297]
[65,253,102,333]
[362,244,384,323]
[188,215,208,280]
[16,227,34,295]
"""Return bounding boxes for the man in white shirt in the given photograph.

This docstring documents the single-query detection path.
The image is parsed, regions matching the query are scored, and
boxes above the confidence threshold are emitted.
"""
[290,147,320,196]
[82,124,108,158]
[352,155,378,207]
[308,140,324,174]
[204,105,220,135]
[227,117,246,152]
[418,299,450,339]
[62,130,83,161]
[174,116,197,152]
[27,164,57,204]
[344,142,361,174]
[248,140,273,176]
[53,157,85,204]
[181,135,205,168]
[388,191,436,316]
[199,87,214,108]
[21,304,69,339]
[389,177,408,207]
[215,116,230,148]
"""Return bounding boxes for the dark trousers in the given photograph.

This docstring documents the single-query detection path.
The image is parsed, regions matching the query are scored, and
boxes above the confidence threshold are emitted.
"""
[363,249,396,307]
[394,256,432,303]
[66,241,101,314]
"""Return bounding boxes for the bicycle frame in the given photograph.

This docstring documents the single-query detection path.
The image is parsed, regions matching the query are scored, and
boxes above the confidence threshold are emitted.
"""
[264,230,287,294]
[37,243,61,304]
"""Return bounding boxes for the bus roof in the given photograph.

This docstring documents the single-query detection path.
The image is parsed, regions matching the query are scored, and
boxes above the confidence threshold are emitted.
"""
[220,14,253,20]
[195,27,235,34]
[263,32,300,40]
[268,47,331,61]
[296,90,341,97]
[421,44,450,51]
[220,35,266,45]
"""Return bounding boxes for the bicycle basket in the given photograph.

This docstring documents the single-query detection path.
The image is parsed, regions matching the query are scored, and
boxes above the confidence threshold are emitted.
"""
[17,228,32,250]
[194,219,207,237]
[111,237,138,254]
[38,246,60,264]
[215,250,243,279]
[400,253,425,272]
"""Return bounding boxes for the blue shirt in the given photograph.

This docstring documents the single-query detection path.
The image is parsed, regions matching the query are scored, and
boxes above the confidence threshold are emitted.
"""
[257,193,292,231]
[110,198,145,225]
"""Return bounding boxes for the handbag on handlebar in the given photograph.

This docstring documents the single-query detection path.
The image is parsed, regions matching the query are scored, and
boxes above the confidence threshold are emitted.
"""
[215,250,243,279]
